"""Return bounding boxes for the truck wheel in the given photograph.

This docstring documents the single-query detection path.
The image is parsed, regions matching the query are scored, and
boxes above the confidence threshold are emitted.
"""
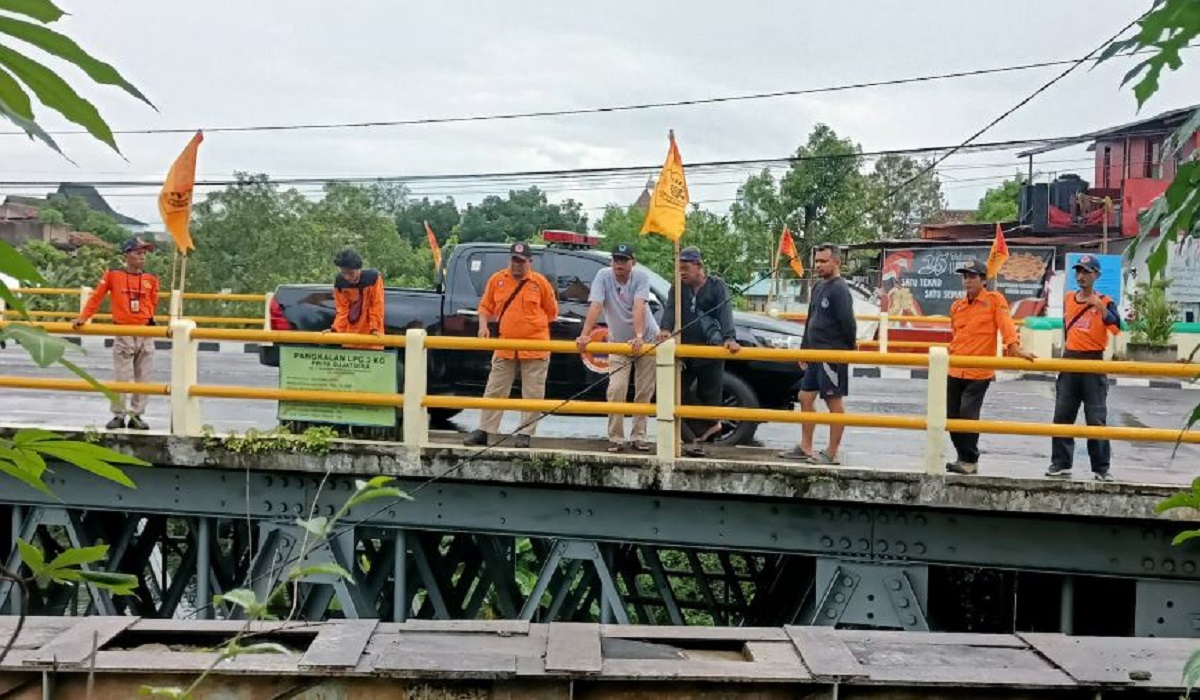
[712,373,759,446]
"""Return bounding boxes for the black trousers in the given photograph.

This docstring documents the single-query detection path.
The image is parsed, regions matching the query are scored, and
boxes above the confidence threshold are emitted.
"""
[1051,369,1110,472]
[946,376,992,464]
[681,358,724,443]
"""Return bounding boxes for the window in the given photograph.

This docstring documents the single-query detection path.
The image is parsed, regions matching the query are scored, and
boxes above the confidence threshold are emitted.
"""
[554,254,605,303]
[464,251,545,294]
[1102,146,1112,188]
[1146,140,1162,179]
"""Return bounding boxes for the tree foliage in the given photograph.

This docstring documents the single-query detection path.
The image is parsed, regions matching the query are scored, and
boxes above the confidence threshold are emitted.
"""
[458,186,589,243]
[971,174,1025,222]
[866,154,946,238]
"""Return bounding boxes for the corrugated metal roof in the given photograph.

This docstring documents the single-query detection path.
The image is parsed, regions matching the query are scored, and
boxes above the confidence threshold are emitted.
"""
[1015,104,1200,157]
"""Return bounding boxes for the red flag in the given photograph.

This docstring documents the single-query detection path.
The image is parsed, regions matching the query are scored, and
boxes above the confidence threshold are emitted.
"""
[424,221,443,271]
[987,222,1009,280]
[778,226,804,277]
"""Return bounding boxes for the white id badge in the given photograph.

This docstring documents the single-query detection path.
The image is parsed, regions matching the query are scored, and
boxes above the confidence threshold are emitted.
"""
[130,299,140,313]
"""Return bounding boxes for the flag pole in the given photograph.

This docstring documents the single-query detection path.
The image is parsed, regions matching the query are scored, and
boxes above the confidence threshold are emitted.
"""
[673,237,683,458]
[178,253,189,318]
[767,228,781,312]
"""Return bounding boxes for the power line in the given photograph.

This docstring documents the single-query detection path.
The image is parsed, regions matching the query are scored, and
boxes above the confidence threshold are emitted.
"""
[0,48,1186,138]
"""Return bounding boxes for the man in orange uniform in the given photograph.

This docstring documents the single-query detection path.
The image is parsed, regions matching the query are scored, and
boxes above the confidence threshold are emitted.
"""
[945,259,1037,475]
[1046,255,1120,481]
[72,237,160,430]
[326,248,385,349]
[463,242,558,449]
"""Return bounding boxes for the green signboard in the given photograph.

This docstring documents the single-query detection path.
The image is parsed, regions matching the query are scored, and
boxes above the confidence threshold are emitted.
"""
[278,346,398,427]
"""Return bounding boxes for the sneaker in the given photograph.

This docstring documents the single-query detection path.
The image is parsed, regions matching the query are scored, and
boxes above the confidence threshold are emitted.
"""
[462,429,488,447]
[105,416,126,430]
[946,461,978,475]
[513,434,531,449]
[1094,470,1114,482]
[126,416,149,431]
[1046,464,1072,478]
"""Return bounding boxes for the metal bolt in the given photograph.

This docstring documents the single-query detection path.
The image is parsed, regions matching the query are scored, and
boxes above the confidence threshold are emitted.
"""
[896,515,907,525]
[915,515,927,526]
[878,514,889,525]
[843,577,854,587]
[841,511,852,522]
[834,593,846,603]
[905,615,917,626]
[821,537,834,547]
[860,539,870,551]
[822,508,834,521]
[896,542,908,554]
[877,540,889,553]
[1143,558,1156,571]
[840,538,852,549]
[1185,562,1196,574]
[1164,560,1177,573]
[898,598,910,608]
[915,543,927,555]
[889,580,902,592]
[825,609,837,620]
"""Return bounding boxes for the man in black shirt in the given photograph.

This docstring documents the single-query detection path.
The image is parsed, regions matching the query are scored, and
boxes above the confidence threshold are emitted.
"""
[661,246,741,457]
[780,244,856,465]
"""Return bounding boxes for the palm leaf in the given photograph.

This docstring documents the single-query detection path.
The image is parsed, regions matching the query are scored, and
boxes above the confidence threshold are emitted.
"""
[0,43,117,151]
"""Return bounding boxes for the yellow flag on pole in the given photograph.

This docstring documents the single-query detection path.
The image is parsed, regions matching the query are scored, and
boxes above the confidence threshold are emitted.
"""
[158,131,203,253]
[424,220,443,271]
[639,130,689,242]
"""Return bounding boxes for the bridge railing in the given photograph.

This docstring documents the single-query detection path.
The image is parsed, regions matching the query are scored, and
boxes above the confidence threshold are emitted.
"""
[1,320,1197,473]
[1,287,271,329]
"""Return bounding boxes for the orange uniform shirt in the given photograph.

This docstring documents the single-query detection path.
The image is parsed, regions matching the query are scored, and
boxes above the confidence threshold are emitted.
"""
[81,268,159,326]
[478,269,558,360]
[948,290,1019,381]
[1064,292,1120,353]
[333,270,386,350]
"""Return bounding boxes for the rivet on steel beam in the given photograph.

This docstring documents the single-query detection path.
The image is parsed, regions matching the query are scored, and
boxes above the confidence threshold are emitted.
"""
[878,514,889,525]
[1185,562,1196,574]
[841,511,852,522]
[915,515,927,526]
[906,615,917,626]
[877,540,889,553]
[1163,560,1177,573]
[821,537,834,548]
[834,593,846,604]
[840,538,852,549]
[822,509,834,521]
[896,542,908,554]
[1143,558,1156,571]
[898,598,910,608]
[888,580,902,592]
[842,577,854,587]
[860,539,870,551]
[825,609,837,620]
[915,543,927,555]
[896,515,907,525]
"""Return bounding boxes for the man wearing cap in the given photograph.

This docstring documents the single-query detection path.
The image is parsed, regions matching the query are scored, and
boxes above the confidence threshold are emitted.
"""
[72,237,160,430]
[1047,255,1121,481]
[944,258,1037,474]
[659,246,740,457]
[577,243,659,452]
[324,247,385,350]
[464,242,558,448]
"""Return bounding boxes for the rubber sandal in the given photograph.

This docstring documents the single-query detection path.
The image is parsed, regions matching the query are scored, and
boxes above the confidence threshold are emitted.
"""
[629,441,651,453]
[777,446,815,462]
[606,442,624,453]
[813,450,840,466]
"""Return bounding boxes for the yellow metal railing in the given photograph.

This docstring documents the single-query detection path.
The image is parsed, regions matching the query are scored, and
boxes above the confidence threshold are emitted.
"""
[1,322,1197,473]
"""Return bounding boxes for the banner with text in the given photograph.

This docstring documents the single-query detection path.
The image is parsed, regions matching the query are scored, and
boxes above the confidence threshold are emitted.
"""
[278,346,398,427]
[880,246,1055,320]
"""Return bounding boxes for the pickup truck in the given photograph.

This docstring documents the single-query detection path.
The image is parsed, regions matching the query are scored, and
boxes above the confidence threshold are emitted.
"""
[262,238,808,445]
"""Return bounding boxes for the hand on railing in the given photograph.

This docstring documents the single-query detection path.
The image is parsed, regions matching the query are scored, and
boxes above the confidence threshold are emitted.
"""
[1006,344,1038,362]
[724,339,741,355]
[70,317,85,330]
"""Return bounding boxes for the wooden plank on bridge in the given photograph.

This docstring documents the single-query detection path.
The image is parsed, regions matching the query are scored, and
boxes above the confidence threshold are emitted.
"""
[602,625,789,641]
[785,626,866,680]
[299,619,377,670]
[545,623,601,673]
[24,616,137,667]
[848,638,1073,687]
[1020,632,1192,689]
[601,658,810,681]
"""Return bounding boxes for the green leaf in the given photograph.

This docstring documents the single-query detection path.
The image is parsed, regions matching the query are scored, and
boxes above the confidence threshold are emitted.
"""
[1147,239,1170,282]
[1172,530,1200,547]
[0,65,33,119]
[12,428,62,445]
[1,323,65,366]
[59,357,118,403]
[74,570,138,596]
[1165,110,1200,157]
[295,516,329,539]
[31,443,137,488]
[286,562,353,582]
[0,454,52,495]
[15,537,45,569]
[1156,487,1200,514]
[0,16,152,107]
[0,43,117,151]
[365,475,396,489]
[1183,647,1200,695]
[47,543,107,569]
[214,588,260,613]
[0,236,45,283]
[0,97,64,158]
[0,0,66,23]
[345,486,410,511]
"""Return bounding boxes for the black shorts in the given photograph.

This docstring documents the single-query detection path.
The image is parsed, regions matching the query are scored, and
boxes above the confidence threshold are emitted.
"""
[800,361,849,398]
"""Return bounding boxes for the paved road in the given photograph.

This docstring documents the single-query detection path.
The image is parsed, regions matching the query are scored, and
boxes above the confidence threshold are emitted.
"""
[2,346,1197,485]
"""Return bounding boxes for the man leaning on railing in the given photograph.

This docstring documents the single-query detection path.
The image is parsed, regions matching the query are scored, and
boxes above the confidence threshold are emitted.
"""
[1046,255,1121,482]
[945,259,1036,475]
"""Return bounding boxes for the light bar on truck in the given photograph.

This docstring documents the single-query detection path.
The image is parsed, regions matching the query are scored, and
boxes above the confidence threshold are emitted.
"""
[542,230,598,248]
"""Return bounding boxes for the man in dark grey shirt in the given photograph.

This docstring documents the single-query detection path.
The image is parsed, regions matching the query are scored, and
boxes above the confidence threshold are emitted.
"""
[661,246,741,457]
[781,244,856,465]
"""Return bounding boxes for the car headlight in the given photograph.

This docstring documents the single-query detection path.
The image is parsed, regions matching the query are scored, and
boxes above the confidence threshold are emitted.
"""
[751,329,804,349]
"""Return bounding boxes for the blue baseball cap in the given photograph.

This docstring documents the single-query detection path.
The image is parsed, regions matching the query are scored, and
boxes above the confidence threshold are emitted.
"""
[612,243,635,259]
[510,242,533,260]
[1072,255,1101,273]
[121,237,154,254]
[679,246,702,263]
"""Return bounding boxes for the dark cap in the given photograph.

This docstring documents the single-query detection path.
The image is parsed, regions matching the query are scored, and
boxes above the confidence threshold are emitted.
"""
[955,259,987,276]
[1072,255,1101,273]
[678,246,702,263]
[510,242,532,260]
[611,243,635,259]
[333,248,363,270]
[121,237,154,254]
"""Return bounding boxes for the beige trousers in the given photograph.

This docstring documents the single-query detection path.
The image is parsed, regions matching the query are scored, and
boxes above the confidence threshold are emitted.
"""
[605,352,656,443]
[479,355,550,436]
[112,335,154,416]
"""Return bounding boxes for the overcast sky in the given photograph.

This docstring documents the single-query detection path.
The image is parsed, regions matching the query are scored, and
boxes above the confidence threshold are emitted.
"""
[2,0,1197,227]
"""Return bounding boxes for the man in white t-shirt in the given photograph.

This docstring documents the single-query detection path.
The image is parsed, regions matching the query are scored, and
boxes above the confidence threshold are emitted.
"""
[577,243,660,452]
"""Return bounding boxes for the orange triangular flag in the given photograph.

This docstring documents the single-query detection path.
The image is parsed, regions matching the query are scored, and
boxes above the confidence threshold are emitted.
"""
[158,131,203,253]
[424,220,443,271]
[986,222,1009,280]
[778,226,804,277]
